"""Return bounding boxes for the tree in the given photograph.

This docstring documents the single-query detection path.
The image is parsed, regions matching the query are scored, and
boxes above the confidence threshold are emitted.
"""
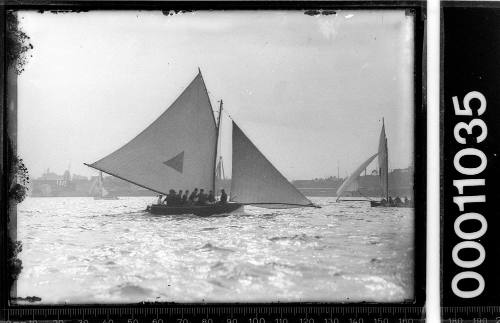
[5,10,33,297]
[10,156,29,203]
[6,11,33,75]
[6,155,30,298]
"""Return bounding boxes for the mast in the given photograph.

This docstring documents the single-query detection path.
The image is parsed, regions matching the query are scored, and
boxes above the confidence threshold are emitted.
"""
[383,118,389,200]
[385,135,389,200]
[213,100,223,194]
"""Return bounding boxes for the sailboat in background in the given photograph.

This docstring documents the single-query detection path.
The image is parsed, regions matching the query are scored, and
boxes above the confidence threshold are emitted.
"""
[369,120,390,207]
[336,119,411,207]
[90,171,119,200]
[85,70,316,216]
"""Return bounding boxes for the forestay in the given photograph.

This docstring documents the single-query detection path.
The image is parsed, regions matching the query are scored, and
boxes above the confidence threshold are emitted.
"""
[336,153,378,201]
[378,121,389,199]
[86,72,217,194]
[230,122,313,208]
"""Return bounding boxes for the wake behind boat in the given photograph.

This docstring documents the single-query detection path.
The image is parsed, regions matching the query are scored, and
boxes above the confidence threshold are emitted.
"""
[85,70,316,216]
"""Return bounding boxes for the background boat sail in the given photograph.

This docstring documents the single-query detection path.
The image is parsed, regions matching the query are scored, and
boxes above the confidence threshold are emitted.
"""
[85,70,315,215]
[336,119,408,207]
[89,171,119,200]
[374,120,390,204]
[335,152,378,202]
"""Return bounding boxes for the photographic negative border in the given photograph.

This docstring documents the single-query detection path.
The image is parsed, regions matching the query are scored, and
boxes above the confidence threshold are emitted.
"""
[441,0,500,317]
[1,1,426,321]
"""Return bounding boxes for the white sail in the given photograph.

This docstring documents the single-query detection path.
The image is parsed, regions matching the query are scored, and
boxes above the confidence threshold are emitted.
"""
[378,120,388,199]
[215,156,225,180]
[86,72,217,194]
[230,122,313,208]
[336,153,378,201]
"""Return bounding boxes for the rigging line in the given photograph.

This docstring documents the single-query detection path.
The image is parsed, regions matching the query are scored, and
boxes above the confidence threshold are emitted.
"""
[220,107,235,122]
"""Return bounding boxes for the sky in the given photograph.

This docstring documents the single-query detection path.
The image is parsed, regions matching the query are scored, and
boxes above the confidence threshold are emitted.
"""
[16,10,415,180]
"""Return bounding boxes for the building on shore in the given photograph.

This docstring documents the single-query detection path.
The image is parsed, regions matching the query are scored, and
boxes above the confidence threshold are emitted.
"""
[29,166,413,198]
[292,166,414,198]
[30,168,156,197]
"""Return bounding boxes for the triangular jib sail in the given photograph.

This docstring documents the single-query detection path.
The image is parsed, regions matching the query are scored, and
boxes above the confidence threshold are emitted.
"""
[230,122,313,208]
[86,72,217,195]
[336,153,378,201]
[378,119,389,200]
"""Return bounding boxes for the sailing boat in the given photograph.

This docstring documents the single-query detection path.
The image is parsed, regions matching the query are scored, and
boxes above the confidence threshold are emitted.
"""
[90,171,119,200]
[336,120,410,207]
[85,70,315,216]
[369,120,390,207]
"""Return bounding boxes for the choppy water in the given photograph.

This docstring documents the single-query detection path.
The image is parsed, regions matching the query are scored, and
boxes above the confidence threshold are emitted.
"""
[15,196,414,304]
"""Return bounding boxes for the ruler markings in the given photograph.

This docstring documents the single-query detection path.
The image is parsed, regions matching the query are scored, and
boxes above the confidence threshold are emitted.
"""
[1,305,430,323]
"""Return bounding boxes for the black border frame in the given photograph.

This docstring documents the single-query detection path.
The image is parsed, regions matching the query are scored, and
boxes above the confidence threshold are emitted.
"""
[0,0,426,315]
[440,0,500,309]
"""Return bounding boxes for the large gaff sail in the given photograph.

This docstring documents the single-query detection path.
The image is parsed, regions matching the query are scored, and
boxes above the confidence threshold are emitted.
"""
[336,153,378,201]
[378,120,389,199]
[86,72,217,194]
[230,122,313,208]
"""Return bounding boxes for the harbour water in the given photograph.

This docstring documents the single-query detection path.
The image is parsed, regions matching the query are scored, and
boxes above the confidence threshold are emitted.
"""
[15,196,414,304]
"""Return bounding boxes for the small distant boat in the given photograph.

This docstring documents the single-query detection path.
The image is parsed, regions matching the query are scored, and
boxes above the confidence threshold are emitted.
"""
[90,171,119,200]
[85,70,316,215]
[336,120,412,208]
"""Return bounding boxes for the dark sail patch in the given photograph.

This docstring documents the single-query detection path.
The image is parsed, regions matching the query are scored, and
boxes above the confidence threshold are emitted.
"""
[163,151,184,173]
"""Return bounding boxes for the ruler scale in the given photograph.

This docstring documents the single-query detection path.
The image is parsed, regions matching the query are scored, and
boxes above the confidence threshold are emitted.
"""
[0,306,424,323]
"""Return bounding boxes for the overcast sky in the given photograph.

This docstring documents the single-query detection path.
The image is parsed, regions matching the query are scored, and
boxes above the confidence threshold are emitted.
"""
[17,10,414,180]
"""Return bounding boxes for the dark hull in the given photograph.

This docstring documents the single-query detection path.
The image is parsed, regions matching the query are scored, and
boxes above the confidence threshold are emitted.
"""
[148,203,243,216]
[370,201,413,208]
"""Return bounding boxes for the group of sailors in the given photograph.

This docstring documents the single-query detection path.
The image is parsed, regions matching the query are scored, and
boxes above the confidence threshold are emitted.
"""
[379,196,412,207]
[157,188,228,207]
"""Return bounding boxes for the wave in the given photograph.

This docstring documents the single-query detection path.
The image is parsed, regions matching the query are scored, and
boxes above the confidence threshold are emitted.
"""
[109,283,154,298]
[200,227,218,231]
[199,242,234,253]
[269,233,321,242]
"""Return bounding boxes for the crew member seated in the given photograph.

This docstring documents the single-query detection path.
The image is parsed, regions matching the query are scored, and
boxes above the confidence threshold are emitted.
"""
[219,189,228,204]
[207,190,215,203]
[166,189,177,206]
[157,195,163,204]
[197,189,207,205]
[394,196,402,206]
[176,190,183,205]
[189,188,199,204]
[182,190,189,205]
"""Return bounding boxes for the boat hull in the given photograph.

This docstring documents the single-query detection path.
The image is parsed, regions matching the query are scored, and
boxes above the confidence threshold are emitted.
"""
[370,201,413,208]
[147,202,243,216]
